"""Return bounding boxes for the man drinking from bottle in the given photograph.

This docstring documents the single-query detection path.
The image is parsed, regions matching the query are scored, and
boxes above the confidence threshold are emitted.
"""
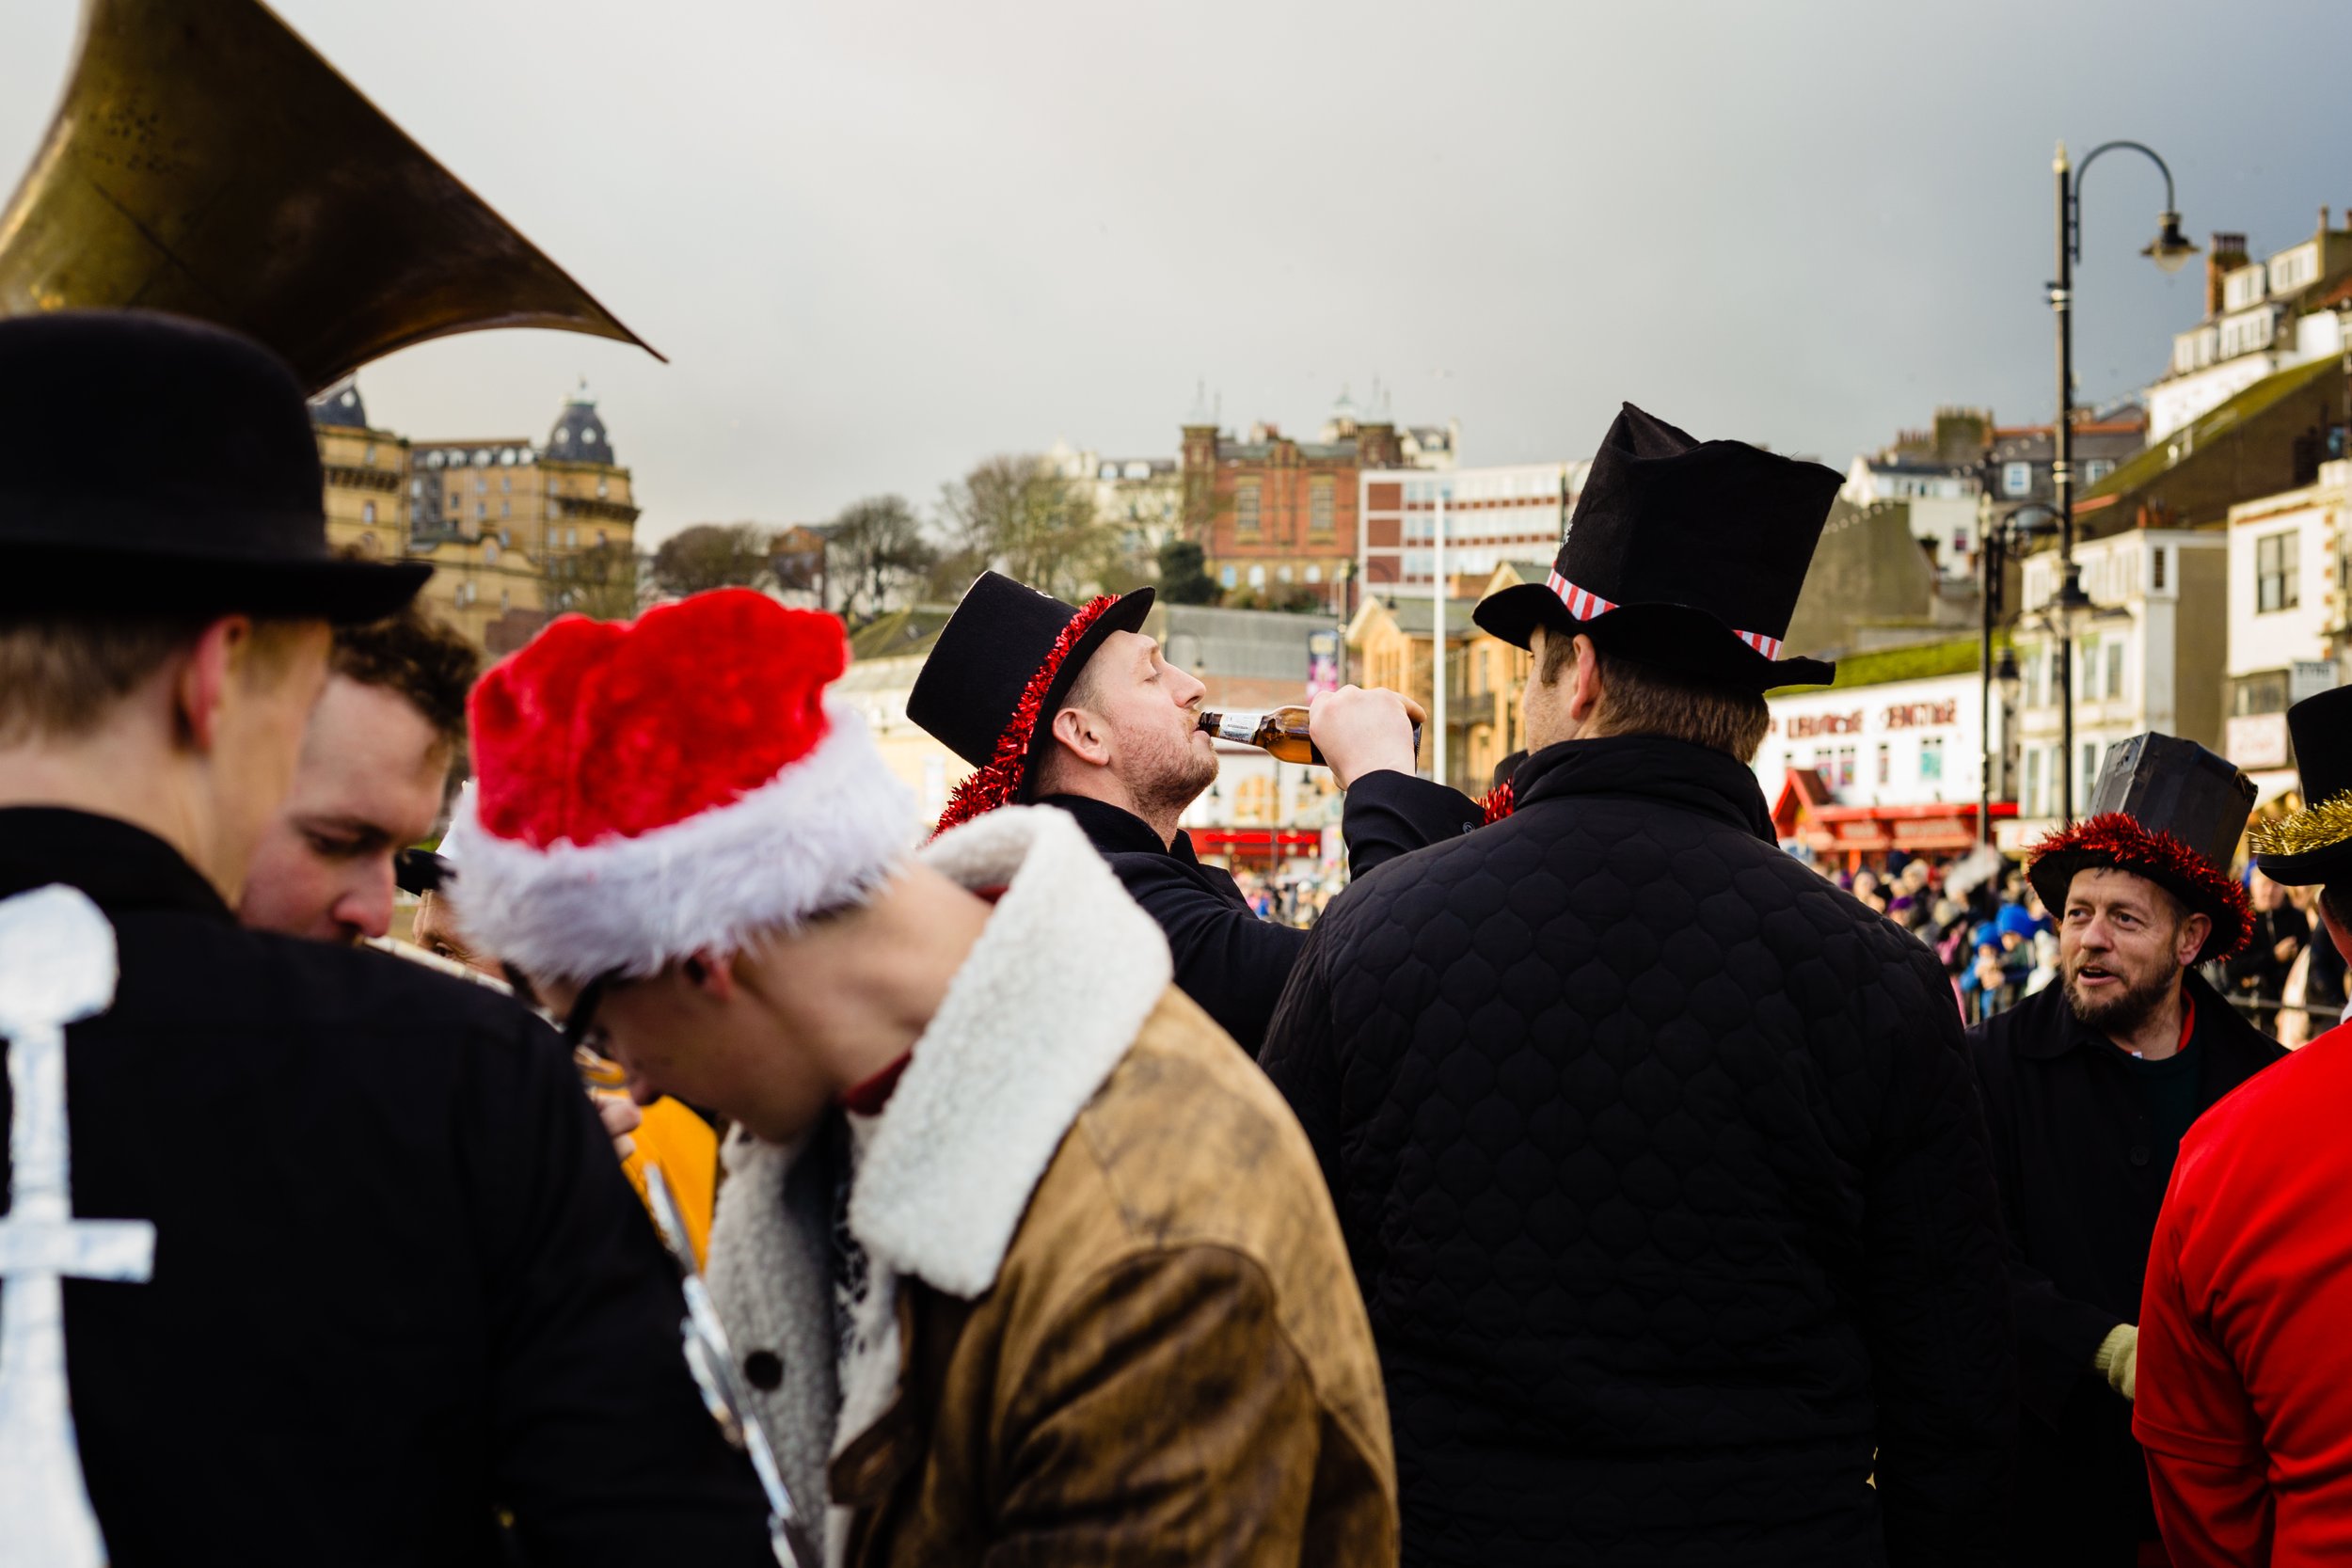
[908,571,1477,1049]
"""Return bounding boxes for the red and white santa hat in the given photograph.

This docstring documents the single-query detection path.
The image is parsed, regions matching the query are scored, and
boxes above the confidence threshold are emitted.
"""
[449,588,914,984]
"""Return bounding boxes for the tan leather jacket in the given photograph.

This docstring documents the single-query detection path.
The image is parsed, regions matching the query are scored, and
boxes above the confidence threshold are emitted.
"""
[707,806,1395,1566]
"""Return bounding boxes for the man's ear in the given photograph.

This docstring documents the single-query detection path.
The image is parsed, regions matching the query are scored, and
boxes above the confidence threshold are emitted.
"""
[172,615,247,752]
[1048,705,1113,768]
[681,949,738,1000]
[1565,633,1606,723]
[2176,911,2213,969]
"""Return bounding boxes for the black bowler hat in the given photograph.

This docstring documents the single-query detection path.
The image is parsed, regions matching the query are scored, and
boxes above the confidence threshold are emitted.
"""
[908,571,1155,833]
[0,310,428,622]
[1471,403,1842,689]
[2249,685,2352,885]
[2027,733,2256,962]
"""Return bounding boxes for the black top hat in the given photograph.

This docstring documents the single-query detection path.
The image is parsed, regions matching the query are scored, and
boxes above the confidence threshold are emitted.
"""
[2027,733,2256,962]
[0,311,427,622]
[1471,403,1842,689]
[2249,684,2352,885]
[908,571,1155,832]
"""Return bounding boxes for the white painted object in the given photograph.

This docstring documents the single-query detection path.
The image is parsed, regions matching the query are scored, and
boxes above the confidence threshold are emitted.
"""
[0,884,152,1568]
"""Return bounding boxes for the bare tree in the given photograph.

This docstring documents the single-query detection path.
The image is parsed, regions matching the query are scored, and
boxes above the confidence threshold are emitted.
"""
[938,456,1112,601]
[825,496,936,621]
[548,539,645,621]
[652,522,774,598]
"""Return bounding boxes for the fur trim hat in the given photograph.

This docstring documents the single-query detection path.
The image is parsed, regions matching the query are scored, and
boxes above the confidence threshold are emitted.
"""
[451,589,914,983]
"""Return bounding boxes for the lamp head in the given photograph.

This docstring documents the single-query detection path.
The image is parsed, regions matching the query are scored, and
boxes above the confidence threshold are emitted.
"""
[1994,645,2022,692]
[2144,211,2200,275]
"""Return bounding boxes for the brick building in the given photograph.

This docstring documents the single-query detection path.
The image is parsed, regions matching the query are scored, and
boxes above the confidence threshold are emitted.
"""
[1183,392,1445,614]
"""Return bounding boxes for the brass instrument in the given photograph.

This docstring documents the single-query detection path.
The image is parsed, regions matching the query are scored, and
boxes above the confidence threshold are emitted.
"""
[0,0,660,391]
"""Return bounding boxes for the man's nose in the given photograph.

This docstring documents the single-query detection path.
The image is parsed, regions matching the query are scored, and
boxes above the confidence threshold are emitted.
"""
[1173,666,1207,707]
[339,858,396,942]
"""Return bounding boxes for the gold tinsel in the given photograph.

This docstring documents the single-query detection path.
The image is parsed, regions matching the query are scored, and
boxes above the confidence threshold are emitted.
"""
[2249,789,2352,858]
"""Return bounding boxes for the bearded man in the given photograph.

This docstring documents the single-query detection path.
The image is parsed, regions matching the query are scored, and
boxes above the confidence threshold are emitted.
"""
[908,571,1478,1050]
[1968,734,2284,1567]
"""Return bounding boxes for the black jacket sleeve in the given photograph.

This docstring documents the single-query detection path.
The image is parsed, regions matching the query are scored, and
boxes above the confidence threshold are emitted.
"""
[1111,854,1307,1052]
[1861,956,2018,1566]
[1963,1019,2123,1429]
[465,1006,775,1564]
[1341,769,1482,879]
[1256,921,1349,1230]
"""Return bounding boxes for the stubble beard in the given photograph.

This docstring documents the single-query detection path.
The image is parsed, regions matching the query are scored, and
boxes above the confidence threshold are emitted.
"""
[1129,731,1221,825]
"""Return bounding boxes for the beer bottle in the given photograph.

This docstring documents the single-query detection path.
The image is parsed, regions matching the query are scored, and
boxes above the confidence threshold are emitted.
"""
[1198,705,1323,765]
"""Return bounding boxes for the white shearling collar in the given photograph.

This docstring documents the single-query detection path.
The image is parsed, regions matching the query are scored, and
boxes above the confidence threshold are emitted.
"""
[845,804,1171,1298]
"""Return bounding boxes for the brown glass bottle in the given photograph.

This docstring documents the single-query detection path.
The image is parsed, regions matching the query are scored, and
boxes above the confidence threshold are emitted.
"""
[1197,705,1324,766]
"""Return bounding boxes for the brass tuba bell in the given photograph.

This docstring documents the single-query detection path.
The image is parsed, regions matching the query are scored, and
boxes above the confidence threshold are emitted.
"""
[0,0,660,392]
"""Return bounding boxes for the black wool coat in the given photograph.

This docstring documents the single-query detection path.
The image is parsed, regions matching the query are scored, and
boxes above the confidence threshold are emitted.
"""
[0,810,773,1566]
[1966,975,2284,1566]
[1260,736,2018,1568]
[1041,769,1479,1051]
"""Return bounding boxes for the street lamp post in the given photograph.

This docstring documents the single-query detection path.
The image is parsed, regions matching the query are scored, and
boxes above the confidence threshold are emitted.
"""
[2050,138,2196,816]
[1979,502,2060,843]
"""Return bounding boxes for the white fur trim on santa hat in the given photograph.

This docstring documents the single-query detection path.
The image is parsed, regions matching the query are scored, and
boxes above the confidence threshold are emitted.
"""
[448,700,915,983]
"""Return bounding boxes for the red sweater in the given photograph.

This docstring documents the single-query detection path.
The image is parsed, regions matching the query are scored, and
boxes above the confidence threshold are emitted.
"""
[2137,1019,2352,1565]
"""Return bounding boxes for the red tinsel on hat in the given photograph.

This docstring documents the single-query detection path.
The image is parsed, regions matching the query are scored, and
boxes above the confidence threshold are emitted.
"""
[932,593,1121,837]
[2026,812,2254,963]
[1479,779,1515,824]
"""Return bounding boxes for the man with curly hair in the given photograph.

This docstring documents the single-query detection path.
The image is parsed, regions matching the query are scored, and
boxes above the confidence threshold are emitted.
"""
[1967,735,2284,1566]
[238,597,477,942]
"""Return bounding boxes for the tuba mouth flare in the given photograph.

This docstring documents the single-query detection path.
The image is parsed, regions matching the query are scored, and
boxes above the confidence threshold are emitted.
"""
[0,0,661,391]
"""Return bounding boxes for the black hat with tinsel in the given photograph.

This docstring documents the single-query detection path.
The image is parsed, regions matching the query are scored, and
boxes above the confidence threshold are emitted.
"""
[2249,684,2352,886]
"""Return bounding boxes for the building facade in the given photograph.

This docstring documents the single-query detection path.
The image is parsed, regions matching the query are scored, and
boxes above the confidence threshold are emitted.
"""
[1756,647,2002,866]
[1357,464,1579,593]
[2152,219,2352,441]
[310,382,411,562]
[1183,393,1445,614]
[2009,529,2226,821]
[2222,462,2348,796]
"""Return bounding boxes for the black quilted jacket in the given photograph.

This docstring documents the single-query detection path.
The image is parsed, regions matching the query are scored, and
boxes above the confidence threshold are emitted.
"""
[1261,736,2016,1567]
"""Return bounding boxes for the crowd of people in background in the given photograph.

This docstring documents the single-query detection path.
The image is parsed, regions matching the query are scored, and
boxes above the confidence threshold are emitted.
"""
[1811,847,2350,1040]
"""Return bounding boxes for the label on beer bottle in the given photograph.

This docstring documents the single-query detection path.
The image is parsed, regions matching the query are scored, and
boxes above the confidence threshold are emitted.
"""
[1216,712,1259,743]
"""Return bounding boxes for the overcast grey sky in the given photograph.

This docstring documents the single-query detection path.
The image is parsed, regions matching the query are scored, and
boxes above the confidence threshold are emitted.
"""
[5,0,2347,545]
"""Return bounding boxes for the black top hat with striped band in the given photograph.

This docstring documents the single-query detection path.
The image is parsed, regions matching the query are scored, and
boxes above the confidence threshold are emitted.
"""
[1471,402,1841,689]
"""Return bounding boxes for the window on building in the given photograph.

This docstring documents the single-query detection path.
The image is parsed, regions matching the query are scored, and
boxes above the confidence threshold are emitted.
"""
[363,443,376,467]
[2082,741,2100,792]
[1235,482,1262,537]
[2106,641,2123,700]
[2152,546,2167,590]
[361,501,376,524]
[2004,462,2032,497]
[596,479,610,499]
[2233,671,2290,717]
[1277,565,1293,583]
[2024,746,2042,816]
[501,474,512,493]
[1309,478,1335,538]
[1876,743,1891,787]
[1920,737,1945,782]
[485,541,500,565]
[1248,564,1266,589]
[500,501,511,520]
[2258,530,2299,612]
[500,589,511,612]
[2082,458,2114,485]
[1305,564,1322,583]
[1219,564,1237,589]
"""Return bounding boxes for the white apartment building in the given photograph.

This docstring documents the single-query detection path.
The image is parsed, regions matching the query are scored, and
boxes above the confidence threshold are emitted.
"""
[2224,461,2348,796]
[2010,530,2226,821]
[1358,462,1586,590]
[2152,220,2352,440]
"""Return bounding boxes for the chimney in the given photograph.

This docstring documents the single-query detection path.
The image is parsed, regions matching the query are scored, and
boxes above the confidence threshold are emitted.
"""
[2207,231,2249,318]
[2325,206,2334,233]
